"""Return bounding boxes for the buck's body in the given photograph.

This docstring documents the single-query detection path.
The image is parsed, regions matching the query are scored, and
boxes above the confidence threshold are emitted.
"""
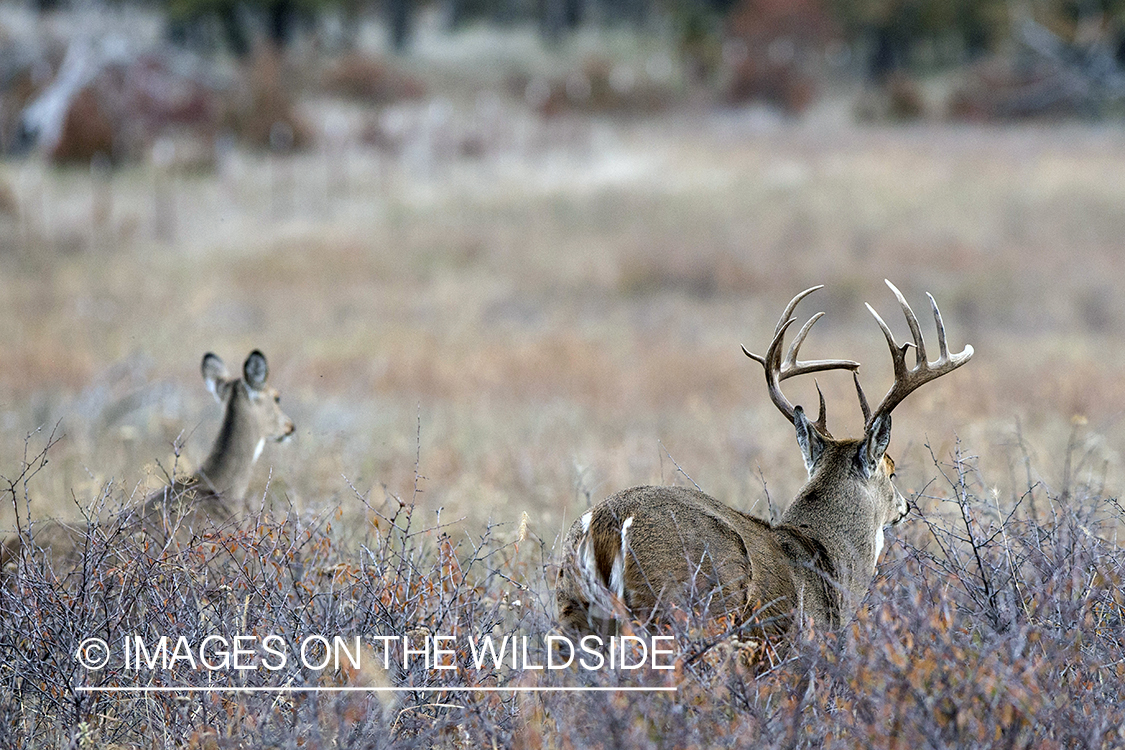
[559,485,776,633]
[558,437,899,636]
[556,281,970,639]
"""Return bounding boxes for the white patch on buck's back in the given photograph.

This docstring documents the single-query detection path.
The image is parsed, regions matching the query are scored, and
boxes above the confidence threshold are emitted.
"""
[576,531,612,620]
[608,516,634,601]
[581,510,593,533]
[578,533,598,589]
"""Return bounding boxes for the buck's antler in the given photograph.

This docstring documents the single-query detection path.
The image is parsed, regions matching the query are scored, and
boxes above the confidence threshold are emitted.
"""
[858,279,974,430]
[743,286,860,435]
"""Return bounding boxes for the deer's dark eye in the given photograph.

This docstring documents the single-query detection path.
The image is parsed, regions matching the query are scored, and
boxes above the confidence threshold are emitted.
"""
[274,395,281,404]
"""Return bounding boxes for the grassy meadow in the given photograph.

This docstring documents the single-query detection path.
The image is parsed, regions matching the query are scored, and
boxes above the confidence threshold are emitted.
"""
[2,32,1125,746]
[3,112,1124,532]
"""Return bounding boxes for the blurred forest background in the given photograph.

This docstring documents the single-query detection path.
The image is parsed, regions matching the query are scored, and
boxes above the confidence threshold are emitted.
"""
[4,0,1125,164]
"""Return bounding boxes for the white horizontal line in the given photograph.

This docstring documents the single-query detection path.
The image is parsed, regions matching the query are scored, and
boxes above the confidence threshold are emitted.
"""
[78,686,676,693]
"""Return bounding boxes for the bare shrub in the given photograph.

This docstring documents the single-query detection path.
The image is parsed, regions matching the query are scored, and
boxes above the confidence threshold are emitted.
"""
[824,439,1125,746]
[2,431,1122,748]
[0,432,561,747]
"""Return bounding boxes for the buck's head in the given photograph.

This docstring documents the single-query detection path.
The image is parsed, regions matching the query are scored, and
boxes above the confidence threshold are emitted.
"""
[792,405,907,539]
[745,281,972,558]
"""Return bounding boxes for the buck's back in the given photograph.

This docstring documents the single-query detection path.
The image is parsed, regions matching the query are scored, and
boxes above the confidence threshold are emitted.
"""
[557,485,803,634]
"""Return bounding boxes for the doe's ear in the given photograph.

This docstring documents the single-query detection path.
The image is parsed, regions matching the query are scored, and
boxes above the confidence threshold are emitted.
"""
[859,413,892,476]
[243,350,269,391]
[201,353,230,402]
[794,405,825,477]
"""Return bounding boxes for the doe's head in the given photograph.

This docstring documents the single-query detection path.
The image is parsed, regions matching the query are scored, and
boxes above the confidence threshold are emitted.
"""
[201,350,295,446]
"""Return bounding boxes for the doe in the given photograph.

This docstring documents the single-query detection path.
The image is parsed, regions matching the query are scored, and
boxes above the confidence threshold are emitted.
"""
[2,350,294,573]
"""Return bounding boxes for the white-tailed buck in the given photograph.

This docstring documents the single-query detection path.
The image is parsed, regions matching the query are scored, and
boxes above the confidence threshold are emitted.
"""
[2,350,294,572]
[556,281,973,639]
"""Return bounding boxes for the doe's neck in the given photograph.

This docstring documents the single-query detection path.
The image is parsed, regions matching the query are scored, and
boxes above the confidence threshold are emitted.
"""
[193,384,263,503]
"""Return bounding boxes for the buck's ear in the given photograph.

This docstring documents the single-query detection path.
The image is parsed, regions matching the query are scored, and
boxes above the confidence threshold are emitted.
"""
[201,353,231,402]
[794,405,825,476]
[859,413,892,476]
[243,350,269,391]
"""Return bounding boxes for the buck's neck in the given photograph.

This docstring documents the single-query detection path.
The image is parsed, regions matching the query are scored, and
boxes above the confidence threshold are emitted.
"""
[193,383,263,503]
[780,481,881,601]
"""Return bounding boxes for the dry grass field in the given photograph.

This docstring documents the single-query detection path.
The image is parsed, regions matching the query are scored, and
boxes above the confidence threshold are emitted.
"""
[2,32,1125,745]
[3,109,1125,532]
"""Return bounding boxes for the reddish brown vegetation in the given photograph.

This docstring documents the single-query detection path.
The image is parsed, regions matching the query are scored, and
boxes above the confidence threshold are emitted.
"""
[44,55,222,165]
[321,53,425,104]
[721,0,835,113]
[50,87,117,164]
[220,49,311,151]
[34,49,313,165]
[513,58,677,117]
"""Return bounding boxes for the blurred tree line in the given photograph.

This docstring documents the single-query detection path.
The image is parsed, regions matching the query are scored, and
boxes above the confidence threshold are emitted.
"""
[150,0,1125,76]
[837,0,1125,77]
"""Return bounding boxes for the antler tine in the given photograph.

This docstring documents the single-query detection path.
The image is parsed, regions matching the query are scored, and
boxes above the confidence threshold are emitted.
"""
[812,381,831,437]
[780,312,860,380]
[853,371,871,426]
[931,294,973,368]
[886,279,927,366]
[784,312,822,374]
[927,292,949,361]
[864,301,911,382]
[742,285,826,369]
[772,285,824,336]
[865,280,974,430]
[743,286,860,428]
[741,343,765,366]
